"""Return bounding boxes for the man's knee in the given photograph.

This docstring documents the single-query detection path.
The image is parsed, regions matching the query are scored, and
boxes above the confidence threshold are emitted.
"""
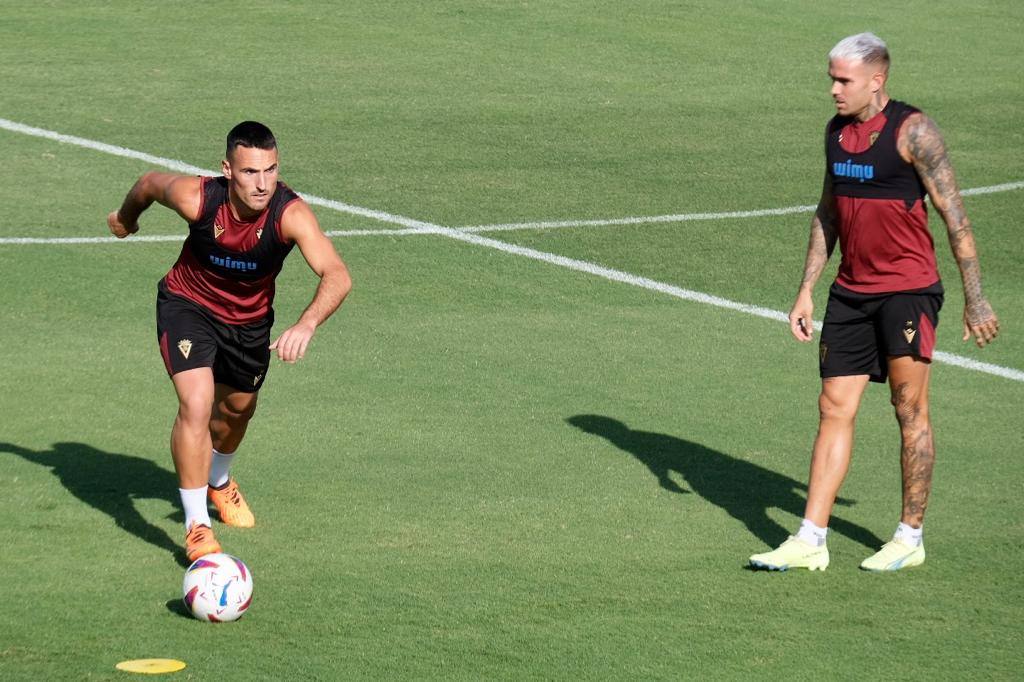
[216,393,258,426]
[818,389,859,422]
[177,393,213,427]
[891,385,928,428]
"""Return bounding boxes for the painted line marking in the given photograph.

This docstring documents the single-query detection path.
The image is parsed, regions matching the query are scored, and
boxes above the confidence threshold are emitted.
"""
[2,117,1020,383]
[6,172,1022,244]
[0,228,419,245]
[1,234,186,245]
[4,177,1021,243]
[457,205,819,233]
[455,181,1024,233]
[5,116,1023,242]
[0,117,440,232]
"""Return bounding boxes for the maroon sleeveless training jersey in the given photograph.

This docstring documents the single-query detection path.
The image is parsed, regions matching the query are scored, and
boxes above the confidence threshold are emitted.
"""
[163,176,300,324]
[826,99,940,293]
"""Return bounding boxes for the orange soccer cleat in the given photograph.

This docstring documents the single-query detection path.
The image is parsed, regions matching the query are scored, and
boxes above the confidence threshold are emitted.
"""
[184,522,222,563]
[208,478,256,528]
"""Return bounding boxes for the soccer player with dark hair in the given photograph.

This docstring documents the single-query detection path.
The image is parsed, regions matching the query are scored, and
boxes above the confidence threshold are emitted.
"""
[749,33,999,571]
[108,121,352,562]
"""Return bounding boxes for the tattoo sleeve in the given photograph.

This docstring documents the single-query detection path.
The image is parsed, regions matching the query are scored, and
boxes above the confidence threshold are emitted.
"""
[799,176,838,292]
[904,115,989,319]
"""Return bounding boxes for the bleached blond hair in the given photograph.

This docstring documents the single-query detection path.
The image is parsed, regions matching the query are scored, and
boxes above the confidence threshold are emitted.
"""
[829,32,890,70]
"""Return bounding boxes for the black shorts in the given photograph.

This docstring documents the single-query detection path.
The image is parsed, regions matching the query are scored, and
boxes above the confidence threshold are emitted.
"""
[156,283,272,393]
[819,281,943,384]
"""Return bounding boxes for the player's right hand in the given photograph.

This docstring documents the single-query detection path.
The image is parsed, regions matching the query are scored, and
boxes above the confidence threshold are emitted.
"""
[107,211,139,238]
[789,294,814,342]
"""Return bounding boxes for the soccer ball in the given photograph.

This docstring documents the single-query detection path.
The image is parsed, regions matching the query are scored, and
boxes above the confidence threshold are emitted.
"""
[182,553,254,622]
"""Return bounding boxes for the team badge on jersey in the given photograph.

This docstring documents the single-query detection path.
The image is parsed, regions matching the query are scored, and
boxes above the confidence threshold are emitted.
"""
[177,339,193,359]
[214,223,225,240]
[256,228,263,240]
[903,321,917,343]
[869,131,881,146]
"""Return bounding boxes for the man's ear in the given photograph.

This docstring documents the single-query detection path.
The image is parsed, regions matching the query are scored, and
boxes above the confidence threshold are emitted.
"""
[870,69,887,94]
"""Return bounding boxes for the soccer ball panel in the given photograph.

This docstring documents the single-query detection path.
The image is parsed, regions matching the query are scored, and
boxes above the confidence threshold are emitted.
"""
[182,553,254,622]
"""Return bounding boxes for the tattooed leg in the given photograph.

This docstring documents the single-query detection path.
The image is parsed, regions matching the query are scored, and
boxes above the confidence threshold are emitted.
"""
[888,356,934,527]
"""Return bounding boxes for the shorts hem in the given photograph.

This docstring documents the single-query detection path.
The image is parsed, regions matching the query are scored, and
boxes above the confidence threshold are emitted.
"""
[820,369,883,383]
[214,378,263,394]
[885,352,933,363]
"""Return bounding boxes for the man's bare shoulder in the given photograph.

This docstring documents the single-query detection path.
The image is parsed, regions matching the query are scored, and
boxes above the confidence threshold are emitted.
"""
[896,111,942,163]
[279,195,319,242]
[145,172,204,222]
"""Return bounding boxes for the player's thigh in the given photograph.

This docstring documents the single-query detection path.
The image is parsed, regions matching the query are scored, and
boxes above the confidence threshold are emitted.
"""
[212,317,272,394]
[819,292,883,383]
[213,382,259,422]
[886,355,932,407]
[819,373,871,417]
[172,367,216,413]
[878,291,943,362]
[156,290,218,377]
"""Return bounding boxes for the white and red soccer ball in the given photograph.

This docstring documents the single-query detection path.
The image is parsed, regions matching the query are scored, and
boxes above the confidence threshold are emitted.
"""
[182,553,254,622]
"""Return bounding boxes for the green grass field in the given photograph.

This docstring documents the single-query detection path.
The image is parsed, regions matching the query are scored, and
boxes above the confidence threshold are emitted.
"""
[1,1,1022,679]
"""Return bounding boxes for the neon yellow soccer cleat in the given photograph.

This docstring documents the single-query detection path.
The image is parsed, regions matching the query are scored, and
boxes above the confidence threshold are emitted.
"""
[208,478,255,528]
[860,538,925,572]
[749,536,829,571]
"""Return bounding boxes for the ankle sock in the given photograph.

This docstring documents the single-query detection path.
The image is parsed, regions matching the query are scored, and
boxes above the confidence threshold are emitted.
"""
[209,448,235,489]
[797,519,828,547]
[180,486,211,531]
[895,522,923,547]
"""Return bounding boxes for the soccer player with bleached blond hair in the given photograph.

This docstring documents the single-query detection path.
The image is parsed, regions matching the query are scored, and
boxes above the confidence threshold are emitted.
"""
[749,33,999,572]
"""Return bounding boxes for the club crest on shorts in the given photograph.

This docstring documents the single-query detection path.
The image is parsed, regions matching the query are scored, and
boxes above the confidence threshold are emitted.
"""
[214,223,225,240]
[903,320,917,343]
[819,343,829,364]
[177,339,193,359]
[253,374,262,386]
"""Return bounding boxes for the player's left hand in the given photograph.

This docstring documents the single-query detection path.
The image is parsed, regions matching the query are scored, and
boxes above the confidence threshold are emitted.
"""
[963,300,999,348]
[270,322,316,363]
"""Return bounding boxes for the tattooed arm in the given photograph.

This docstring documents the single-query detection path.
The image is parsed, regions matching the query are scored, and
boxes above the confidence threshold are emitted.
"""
[789,173,838,342]
[899,113,1000,347]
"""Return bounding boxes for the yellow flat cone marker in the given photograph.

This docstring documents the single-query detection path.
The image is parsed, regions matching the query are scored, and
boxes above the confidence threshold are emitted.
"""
[115,658,186,674]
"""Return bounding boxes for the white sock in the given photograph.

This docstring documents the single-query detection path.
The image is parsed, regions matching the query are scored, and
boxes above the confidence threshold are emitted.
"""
[797,519,828,547]
[895,522,923,547]
[180,486,211,531]
[209,448,235,489]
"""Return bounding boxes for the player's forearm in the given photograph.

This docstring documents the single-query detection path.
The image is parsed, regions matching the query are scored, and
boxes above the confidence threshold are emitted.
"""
[297,266,352,329]
[798,215,832,295]
[906,113,989,308]
[947,223,988,310]
[116,172,161,226]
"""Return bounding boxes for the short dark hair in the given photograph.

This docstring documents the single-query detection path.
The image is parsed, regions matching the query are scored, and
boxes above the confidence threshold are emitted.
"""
[226,121,277,158]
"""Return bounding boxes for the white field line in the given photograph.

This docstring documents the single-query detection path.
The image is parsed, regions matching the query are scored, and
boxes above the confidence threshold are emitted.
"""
[456,180,1024,233]
[0,228,421,245]
[0,117,444,233]
[2,117,1021,383]
[457,205,818,233]
[6,179,1022,244]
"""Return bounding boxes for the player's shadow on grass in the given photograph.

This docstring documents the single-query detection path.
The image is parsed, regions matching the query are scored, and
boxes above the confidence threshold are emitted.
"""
[0,441,189,566]
[566,416,883,550]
